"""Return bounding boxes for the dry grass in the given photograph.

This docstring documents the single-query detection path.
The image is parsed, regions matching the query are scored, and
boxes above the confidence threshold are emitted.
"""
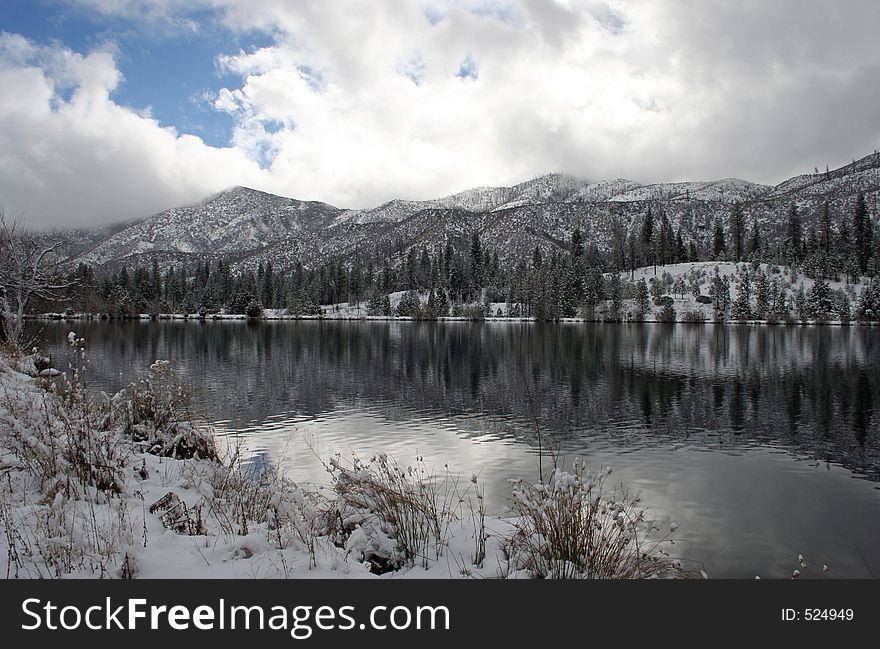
[505,459,685,579]
[201,445,328,569]
[325,453,465,571]
[119,360,217,461]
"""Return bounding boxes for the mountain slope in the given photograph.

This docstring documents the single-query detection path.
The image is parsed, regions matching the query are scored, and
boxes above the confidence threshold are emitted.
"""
[75,186,343,267]
[62,152,880,272]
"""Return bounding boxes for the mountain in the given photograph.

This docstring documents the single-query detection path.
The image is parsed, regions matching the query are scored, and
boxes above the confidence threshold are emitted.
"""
[61,152,880,273]
[73,186,342,268]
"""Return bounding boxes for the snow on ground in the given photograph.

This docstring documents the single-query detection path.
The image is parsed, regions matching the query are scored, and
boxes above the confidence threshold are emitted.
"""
[0,349,685,579]
[621,261,867,322]
[0,353,530,579]
[36,262,874,324]
[314,261,869,323]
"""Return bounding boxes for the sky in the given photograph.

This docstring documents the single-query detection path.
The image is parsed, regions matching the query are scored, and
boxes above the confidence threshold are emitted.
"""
[1,0,880,229]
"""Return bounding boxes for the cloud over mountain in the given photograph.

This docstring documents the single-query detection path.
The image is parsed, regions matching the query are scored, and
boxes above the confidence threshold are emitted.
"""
[2,1,880,228]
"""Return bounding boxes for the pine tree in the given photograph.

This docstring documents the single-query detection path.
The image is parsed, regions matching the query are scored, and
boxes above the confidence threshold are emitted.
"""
[366,289,386,316]
[709,272,730,312]
[151,259,161,303]
[786,204,802,264]
[793,285,808,321]
[657,210,674,266]
[754,268,770,319]
[640,207,654,268]
[608,272,623,318]
[396,290,421,317]
[419,247,431,288]
[855,278,880,321]
[749,218,760,259]
[470,231,483,293]
[675,228,687,263]
[635,278,650,314]
[807,279,834,320]
[582,267,604,316]
[731,272,752,320]
[571,228,584,258]
[425,288,438,320]
[853,192,872,275]
[406,248,418,290]
[730,202,744,262]
[434,288,450,317]
[261,261,274,308]
[712,219,726,259]
[820,202,833,279]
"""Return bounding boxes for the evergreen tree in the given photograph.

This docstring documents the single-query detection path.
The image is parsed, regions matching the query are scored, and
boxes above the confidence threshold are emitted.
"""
[853,192,873,275]
[419,246,431,288]
[434,288,450,317]
[807,279,834,320]
[261,261,274,308]
[640,207,654,268]
[820,202,833,279]
[709,272,730,312]
[608,272,623,318]
[675,228,687,263]
[425,288,438,320]
[626,232,638,278]
[366,289,386,316]
[406,248,418,290]
[151,259,161,303]
[712,218,726,259]
[731,273,752,320]
[786,204,803,264]
[730,202,744,262]
[396,290,422,317]
[754,268,770,319]
[657,210,675,266]
[571,228,584,258]
[470,231,483,294]
[856,278,880,321]
[635,278,650,315]
[582,267,605,316]
[793,285,808,320]
[748,218,760,259]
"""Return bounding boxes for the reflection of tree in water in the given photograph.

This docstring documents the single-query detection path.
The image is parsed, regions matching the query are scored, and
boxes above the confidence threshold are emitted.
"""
[41,320,880,481]
[853,372,873,448]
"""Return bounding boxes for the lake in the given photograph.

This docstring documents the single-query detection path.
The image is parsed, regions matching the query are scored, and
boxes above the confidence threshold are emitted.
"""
[36,319,880,578]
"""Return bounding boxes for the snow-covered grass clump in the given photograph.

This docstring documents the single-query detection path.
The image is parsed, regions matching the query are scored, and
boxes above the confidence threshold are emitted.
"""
[506,460,681,579]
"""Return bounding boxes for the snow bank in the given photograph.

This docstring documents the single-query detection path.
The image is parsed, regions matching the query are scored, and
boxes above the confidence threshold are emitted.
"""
[0,347,685,579]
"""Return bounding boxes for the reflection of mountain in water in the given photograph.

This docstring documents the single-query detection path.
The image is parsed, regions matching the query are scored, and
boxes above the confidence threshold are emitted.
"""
[42,321,880,481]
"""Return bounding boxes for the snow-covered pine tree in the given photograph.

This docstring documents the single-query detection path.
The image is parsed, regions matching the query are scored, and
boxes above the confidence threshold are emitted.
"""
[855,278,880,321]
[731,273,753,320]
[807,279,834,320]
[754,268,770,319]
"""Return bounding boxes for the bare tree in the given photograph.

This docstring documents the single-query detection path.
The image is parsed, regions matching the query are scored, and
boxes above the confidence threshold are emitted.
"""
[0,210,73,348]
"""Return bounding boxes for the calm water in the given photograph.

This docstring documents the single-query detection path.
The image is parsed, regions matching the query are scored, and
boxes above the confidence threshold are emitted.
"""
[37,320,880,578]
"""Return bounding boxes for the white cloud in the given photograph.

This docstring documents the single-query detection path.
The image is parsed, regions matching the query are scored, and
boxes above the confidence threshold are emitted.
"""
[3,0,880,227]
[0,32,266,228]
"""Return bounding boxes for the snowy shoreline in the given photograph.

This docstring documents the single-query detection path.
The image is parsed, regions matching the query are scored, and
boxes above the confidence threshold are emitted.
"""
[31,259,880,326]
[27,313,880,326]
[0,349,684,580]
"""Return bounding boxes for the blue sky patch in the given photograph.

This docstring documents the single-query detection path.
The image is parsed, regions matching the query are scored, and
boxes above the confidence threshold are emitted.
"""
[0,0,273,148]
[456,55,479,80]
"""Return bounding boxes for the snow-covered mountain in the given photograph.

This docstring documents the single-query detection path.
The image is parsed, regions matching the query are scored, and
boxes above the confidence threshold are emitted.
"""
[74,186,342,268]
[62,152,880,272]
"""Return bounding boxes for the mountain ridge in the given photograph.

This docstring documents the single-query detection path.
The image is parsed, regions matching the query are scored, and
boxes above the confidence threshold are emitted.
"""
[62,152,880,273]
